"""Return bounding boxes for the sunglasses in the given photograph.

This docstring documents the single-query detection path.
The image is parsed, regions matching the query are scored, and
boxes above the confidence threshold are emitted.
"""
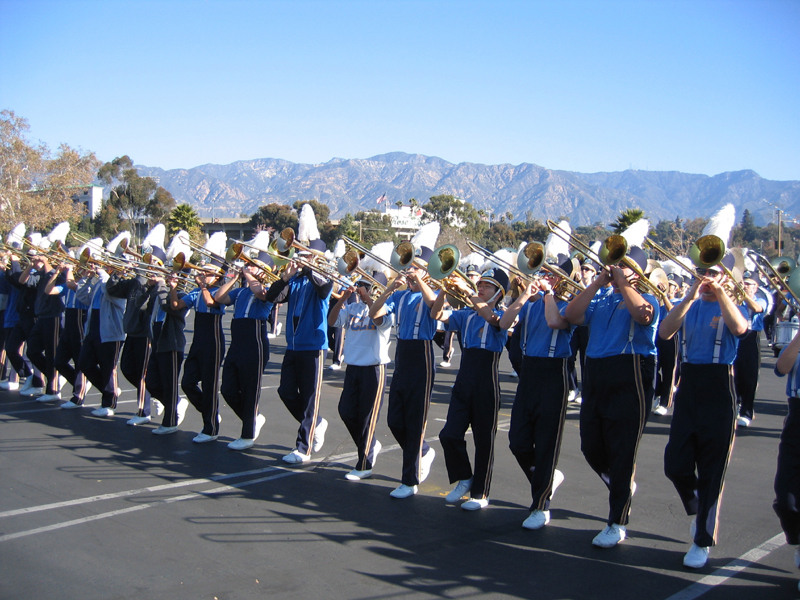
[581,266,595,272]
[695,268,722,277]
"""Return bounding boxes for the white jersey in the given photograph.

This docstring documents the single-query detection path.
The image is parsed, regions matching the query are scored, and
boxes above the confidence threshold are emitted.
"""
[334,301,393,366]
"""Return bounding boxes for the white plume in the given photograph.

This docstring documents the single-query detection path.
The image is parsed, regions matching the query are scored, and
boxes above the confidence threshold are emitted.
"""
[359,241,394,275]
[297,204,320,242]
[6,223,26,246]
[459,251,485,271]
[249,231,272,253]
[333,239,346,259]
[410,221,440,252]
[743,252,756,273]
[79,237,104,259]
[166,230,191,262]
[674,256,694,278]
[480,248,517,274]
[545,220,570,260]
[702,203,736,245]
[46,222,70,245]
[661,261,680,276]
[620,218,649,249]
[142,224,166,252]
[28,233,44,249]
[107,231,131,254]
[589,240,602,258]
[204,232,227,259]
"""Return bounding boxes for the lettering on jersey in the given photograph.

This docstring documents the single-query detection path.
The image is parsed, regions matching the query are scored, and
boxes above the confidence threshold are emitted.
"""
[710,315,721,329]
[349,315,376,332]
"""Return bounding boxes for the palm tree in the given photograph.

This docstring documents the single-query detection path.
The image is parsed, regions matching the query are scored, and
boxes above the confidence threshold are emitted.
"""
[395,200,403,209]
[506,211,514,222]
[168,203,202,236]
[610,208,645,234]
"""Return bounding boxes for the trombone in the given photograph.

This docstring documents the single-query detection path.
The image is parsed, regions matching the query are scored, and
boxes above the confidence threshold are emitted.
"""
[337,250,387,295]
[274,228,357,289]
[341,236,401,277]
[745,249,800,313]
[426,244,478,307]
[547,220,668,303]
[225,242,280,284]
[172,252,226,279]
[689,234,748,303]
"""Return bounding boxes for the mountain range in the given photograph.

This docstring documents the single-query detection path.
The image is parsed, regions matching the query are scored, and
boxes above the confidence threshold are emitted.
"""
[137,152,800,227]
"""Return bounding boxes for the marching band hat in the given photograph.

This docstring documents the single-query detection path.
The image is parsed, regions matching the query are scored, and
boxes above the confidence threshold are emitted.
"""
[480,267,509,298]
[626,247,648,273]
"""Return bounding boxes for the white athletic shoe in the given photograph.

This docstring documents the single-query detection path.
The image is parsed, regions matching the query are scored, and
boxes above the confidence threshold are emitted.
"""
[312,418,328,452]
[446,478,473,503]
[568,390,577,402]
[60,400,81,409]
[91,407,114,417]
[737,415,751,427]
[683,543,710,569]
[420,448,436,483]
[282,449,310,464]
[193,433,218,443]
[228,437,255,450]
[461,498,489,511]
[19,377,34,394]
[345,469,372,481]
[152,425,179,435]
[36,393,62,402]
[389,484,418,499]
[0,380,20,391]
[654,405,668,416]
[523,509,550,530]
[58,375,67,391]
[439,361,451,368]
[253,413,266,441]
[592,524,626,548]
[328,363,341,371]
[176,397,189,425]
[127,415,151,426]
[153,399,165,416]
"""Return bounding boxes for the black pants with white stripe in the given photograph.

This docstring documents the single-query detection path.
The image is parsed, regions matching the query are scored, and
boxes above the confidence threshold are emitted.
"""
[774,397,800,545]
[27,315,61,394]
[734,329,761,420]
[338,364,386,471]
[54,308,89,403]
[581,354,654,527]
[509,356,569,511]
[278,348,324,455]
[182,314,225,436]
[655,334,679,408]
[222,319,265,439]
[387,339,436,487]
[78,312,121,408]
[121,336,152,417]
[664,363,737,547]
[146,350,184,428]
[439,348,501,500]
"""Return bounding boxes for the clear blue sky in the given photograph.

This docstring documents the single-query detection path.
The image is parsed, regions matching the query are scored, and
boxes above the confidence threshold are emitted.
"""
[2,0,798,180]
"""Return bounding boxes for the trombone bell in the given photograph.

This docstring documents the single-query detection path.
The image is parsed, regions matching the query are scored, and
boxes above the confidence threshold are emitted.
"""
[690,235,726,270]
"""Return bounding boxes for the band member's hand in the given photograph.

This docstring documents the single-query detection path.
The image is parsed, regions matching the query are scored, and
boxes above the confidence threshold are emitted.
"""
[390,274,407,291]
[341,286,355,300]
[283,261,300,280]
[194,274,206,287]
[595,267,613,286]
[167,274,179,290]
[537,278,553,293]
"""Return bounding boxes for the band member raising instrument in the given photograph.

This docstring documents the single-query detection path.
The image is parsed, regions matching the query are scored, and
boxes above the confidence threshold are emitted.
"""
[327,273,391,480]
[500,263,574,528]
[369,223,440,499]
[432,267,510,510]
[564,219,658,548]
[659,205,749,569]
[734,266,768,427]
[215,239,274,450]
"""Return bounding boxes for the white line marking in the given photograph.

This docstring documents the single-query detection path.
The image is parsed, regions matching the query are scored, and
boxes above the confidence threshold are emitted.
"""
[664,533,787,600]
[0,470,300,543]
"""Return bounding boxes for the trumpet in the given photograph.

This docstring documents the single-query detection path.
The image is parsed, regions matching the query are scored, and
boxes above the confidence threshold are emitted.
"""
[547,220,668,303]
[427,244,478,308]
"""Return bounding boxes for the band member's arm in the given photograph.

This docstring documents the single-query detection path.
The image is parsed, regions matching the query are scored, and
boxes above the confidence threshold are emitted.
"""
[369,274,405,325]
[243,267,267,300]
[328,287,354,327]
[17,262,34,286]
[168,279,188,311]
[777,330,800,375]
[565,268,612,326]
[214,270,242,305]
[197,275,221,309]
[264,262,299,303]
[430,287,449,322]
[410,271,437,308]
[659,279,702,339]
[43,268,63,296]
[742,290,764,314]
[304,267,334,299]
[613,267,655,325]
[63,265,78,291]
[716,281,749,336]
[500,279,536,330]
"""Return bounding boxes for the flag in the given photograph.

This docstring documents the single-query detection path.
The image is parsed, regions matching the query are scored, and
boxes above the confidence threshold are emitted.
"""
[376,193,387,205]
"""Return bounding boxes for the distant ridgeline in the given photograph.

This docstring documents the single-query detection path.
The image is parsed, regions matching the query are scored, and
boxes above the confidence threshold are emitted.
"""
[137,152,800,226]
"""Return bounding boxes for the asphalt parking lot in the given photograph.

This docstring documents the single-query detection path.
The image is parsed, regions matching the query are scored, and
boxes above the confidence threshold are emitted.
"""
[0,320,797,600]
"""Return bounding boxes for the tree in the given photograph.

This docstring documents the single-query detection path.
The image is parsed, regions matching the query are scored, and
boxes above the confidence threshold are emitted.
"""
[0,110,99,234]
[248,203,298,233]
[98,155,174,229]
[610,208,645,234]
[352,210,397,246]
[93,203,122,241]
[168,203,203,246]
[395,200,403,209]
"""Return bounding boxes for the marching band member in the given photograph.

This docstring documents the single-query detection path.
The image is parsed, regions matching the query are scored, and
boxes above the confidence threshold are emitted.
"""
[659,204,749,568]
[432,267,510,510]
[368,223,440,498]
[568,244,601,404]
[500,264,573,528]
[215,238,274,450]
[106,227,166,424]
[652,267,683,416]
[264,237,332,463]
[173,232,228,442]
[773,328,800,591]
[564,219,658,548]
[52,258,91,409]
[76,252,126,418]
[734,267,767,427]
[327,273,391,480]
